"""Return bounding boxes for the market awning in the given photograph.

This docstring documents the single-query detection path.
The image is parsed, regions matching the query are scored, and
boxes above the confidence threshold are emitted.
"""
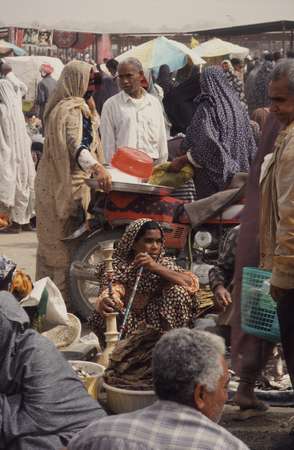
[196,20,294,37]
[1,0,294,34]
[192,38,249,59]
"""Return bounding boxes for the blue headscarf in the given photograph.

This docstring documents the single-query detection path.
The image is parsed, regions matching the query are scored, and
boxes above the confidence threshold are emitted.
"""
[182,66,257,199]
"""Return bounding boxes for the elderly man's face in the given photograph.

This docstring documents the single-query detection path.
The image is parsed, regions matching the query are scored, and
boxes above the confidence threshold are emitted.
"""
[194,357,229,423]
[269,76,294,126]
[118,63,143,97]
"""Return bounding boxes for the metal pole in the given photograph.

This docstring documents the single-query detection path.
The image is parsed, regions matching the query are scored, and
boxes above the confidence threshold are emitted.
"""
[282,22,286,55]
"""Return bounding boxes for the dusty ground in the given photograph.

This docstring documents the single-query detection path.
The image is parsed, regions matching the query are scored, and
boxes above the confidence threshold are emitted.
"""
[222,404,294,449]
[0,230,37,279]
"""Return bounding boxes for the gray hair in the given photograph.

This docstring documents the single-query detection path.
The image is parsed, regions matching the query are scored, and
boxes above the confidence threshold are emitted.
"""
[152,328,225,407]
[271,59,294,95]
[118,57,143,73]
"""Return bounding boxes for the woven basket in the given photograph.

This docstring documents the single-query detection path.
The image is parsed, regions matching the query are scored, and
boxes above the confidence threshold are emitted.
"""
[241,267,280,343]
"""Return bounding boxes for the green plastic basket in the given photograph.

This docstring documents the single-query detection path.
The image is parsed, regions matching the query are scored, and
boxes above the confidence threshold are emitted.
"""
[241,267,280,343]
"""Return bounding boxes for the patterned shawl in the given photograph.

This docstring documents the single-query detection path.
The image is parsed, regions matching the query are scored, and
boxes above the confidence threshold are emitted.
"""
[245,60,274,114]
[98,218,181,297]
[222,63,247,108]
[182,66,257,199]
[37,61,101,221]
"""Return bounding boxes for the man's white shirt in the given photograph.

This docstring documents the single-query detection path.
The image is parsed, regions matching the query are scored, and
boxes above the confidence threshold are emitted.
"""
[100,89,168,164]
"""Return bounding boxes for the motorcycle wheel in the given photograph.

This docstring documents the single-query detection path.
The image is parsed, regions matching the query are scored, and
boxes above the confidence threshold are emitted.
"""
[69,229,124,320]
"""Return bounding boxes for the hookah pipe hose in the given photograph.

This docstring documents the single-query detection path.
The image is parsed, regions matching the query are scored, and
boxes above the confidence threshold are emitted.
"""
[118,266,144,341]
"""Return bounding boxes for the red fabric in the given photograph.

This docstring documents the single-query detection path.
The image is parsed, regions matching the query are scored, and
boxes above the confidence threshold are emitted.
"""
[103,192,183,224]
[96,34,113,64]
[40,64,54,75]
[73,33,95,50]
[15,29,24,47]
[53,31,78,49]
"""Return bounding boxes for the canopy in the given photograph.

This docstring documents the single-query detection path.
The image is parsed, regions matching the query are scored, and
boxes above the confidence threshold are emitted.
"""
[0,40,26,56]
[0,0,293,33]
[116,37,205,72]
[4,56,64,101]
[192,38,249,59]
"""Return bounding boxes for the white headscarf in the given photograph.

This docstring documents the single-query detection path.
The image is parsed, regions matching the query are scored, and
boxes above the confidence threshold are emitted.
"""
[0,80,35,223]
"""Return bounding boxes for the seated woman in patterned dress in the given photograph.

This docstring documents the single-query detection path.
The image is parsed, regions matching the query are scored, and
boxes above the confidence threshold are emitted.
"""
[88,218,199,343]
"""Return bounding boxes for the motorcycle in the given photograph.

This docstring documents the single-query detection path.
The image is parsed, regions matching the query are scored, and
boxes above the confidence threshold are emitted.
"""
[69,178,244,320]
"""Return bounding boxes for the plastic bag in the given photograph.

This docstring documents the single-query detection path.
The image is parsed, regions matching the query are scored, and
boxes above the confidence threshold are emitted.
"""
[148,162,194,188]
[20,277,68,326]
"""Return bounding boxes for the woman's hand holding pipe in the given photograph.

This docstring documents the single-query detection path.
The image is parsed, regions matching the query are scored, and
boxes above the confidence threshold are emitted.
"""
[133,253,158,271]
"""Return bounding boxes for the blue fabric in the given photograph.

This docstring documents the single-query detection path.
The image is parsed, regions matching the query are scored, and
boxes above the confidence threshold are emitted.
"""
[81,115,93,149]
[152,37,188,74]
[182,66,257,199]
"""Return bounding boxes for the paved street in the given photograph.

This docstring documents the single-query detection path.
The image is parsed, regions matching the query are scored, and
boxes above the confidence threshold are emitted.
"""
[0,231,37,279]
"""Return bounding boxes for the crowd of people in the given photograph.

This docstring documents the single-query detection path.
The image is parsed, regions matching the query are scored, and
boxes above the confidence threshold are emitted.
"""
[1,45,294,449]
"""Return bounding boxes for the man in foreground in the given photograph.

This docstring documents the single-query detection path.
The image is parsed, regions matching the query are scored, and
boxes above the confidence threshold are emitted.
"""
[260,59,294,388]
[0,292,105,449]
[100,57,168,164]
[67,328,248,450]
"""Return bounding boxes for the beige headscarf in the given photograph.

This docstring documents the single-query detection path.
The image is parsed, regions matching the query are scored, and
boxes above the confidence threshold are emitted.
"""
[44,60,91,122]
[37,61,102,220]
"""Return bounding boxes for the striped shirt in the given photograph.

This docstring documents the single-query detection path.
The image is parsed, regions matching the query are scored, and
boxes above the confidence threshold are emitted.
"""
[68,400,249,450]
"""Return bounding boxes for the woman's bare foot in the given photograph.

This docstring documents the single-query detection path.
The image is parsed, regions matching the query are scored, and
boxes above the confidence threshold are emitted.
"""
[234,382,268,411]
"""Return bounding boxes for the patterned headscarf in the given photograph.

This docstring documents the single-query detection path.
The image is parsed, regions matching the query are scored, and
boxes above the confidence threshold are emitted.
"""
[182,66,257,198]
[98,219,177,297]
[222,60,247,108]
[114,218,165,262]
[254,60,274,108]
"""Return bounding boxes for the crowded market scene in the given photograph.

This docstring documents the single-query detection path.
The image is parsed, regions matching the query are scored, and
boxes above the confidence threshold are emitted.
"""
[1,1,294,448]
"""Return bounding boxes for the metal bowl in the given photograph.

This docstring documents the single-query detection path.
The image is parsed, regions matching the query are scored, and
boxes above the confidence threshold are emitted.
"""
[86,179,173,196]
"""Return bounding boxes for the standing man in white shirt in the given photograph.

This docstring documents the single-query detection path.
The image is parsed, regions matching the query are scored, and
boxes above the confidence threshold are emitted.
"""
[100,57,168,164]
